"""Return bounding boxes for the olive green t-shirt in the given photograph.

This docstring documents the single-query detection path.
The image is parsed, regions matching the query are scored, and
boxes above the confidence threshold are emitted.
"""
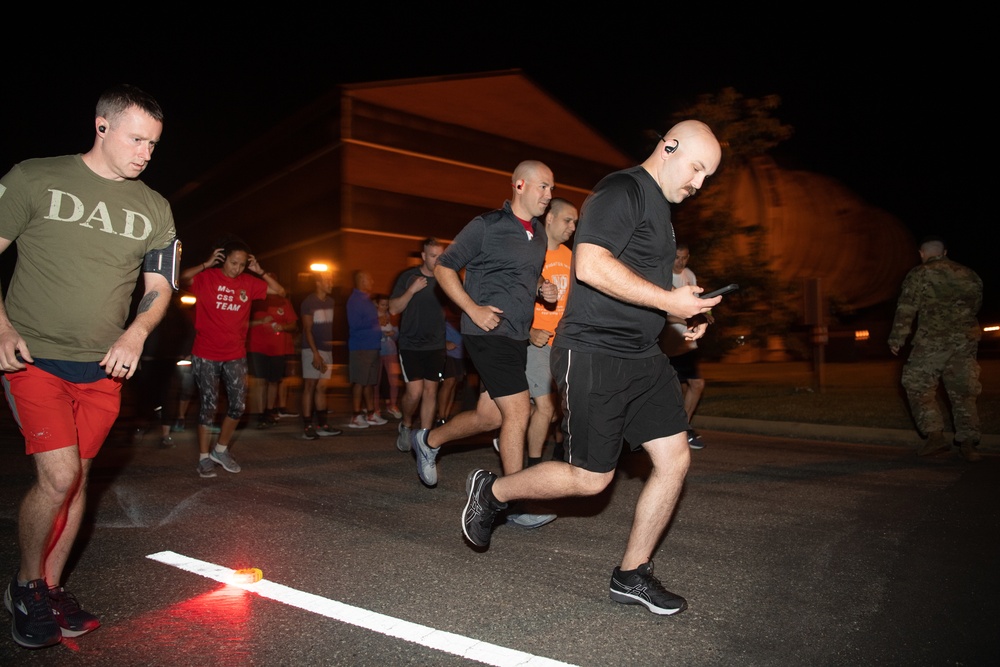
[0,154,177,361]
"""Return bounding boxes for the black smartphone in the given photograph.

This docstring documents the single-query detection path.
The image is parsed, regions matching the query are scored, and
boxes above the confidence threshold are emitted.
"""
[699,283,739,299]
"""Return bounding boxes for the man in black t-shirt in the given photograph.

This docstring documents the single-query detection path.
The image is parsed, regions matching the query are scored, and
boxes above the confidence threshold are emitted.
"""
[462,121,726,617]
[389,238,448,452]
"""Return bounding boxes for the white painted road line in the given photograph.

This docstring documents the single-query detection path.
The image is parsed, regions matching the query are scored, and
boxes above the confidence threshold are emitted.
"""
[147,551,577,667]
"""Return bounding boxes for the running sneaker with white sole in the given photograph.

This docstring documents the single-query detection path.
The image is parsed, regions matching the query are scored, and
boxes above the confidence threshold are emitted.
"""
[462,469,507,547]
[609,561,687,615]
[316,424,343,436]
[348,414,369,429]
[507,512,557,529]
[412,428,439,486]
[387,407,402,419]
[301,424,319,440]
[4,576,61,649]
[366,412,388,426]
[687,430,705,450]
[209,447,241,473]
[197,458,217,478]
[396,424,412,452]
[48,586,100,638]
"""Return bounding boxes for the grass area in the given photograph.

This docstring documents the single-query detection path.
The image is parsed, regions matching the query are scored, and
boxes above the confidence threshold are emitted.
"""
[695,360,1000,434]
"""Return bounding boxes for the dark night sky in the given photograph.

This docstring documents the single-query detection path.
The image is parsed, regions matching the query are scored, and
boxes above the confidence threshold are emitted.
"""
[2,17,994,319]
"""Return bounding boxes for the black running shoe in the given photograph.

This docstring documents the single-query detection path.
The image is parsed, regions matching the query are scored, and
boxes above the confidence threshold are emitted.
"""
[462,469,506,547]
[4,576,61,648]
[609,561,687,615]
[687,430,705,450]
[48,586,100,637]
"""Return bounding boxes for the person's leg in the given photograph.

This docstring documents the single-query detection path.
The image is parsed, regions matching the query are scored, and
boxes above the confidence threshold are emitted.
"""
[352,383,363,415]
[302,379,317,423]
[901,354,946,442]
[1,369,114,643]
[526,392,555,460]
[193,358,221,457]
[427,389,502,448]
[373,358,384,412]
[942,345,982,443]
[362,351,384,421]
[437,377,456,423]
[682,378,705,422]
[386,356,400,411]
[17,448,86,584]
[620,433,690,570]
[493,390,532,475]
[492,460,612,502]
[401,379,423,429]
[278,373,290,414]
[418,378,438,430]
[524,344,555,463]
[216,415,240,450]
[210,359,247,473]
[314,378,328,413]
[266,381,279,416]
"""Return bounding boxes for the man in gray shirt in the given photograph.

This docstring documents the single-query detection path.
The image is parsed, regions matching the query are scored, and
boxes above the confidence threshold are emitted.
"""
[411,161,558,528]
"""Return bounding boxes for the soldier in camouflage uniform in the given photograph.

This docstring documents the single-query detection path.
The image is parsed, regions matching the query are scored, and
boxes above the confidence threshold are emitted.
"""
[888,236,983,461]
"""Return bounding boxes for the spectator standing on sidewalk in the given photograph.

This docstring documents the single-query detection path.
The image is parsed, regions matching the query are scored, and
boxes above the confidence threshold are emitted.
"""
[374,294,402,419]
[461,121,723,616]
[347,271,387,429]
[299,271,341,439]
[889,235,984,462]
[247,292,298,429]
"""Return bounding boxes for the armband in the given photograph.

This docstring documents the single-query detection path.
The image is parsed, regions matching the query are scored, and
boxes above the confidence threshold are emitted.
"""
[143,237,182,291]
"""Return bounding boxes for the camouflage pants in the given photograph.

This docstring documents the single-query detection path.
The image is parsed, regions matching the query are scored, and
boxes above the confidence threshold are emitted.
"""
[901,340,981,442]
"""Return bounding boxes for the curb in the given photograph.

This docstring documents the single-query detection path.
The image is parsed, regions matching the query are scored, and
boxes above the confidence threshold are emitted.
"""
[693,415,1000,452]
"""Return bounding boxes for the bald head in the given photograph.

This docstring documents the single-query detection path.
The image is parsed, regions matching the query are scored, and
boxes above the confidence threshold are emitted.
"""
[511,160,554,220]
[642,119,722,204]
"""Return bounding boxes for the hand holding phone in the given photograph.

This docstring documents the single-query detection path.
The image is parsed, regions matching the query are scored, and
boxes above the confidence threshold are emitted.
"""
[699,283,739,299]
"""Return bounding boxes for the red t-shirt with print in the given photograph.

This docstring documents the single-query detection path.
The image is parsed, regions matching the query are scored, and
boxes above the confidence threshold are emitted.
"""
[189,268,268,361]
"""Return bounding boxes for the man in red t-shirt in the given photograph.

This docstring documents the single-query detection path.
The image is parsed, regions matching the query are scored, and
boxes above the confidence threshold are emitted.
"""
[247,293,298,428]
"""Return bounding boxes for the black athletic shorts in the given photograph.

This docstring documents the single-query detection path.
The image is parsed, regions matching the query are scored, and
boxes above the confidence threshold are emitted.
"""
[463,334,528,399]
[551,347,688,473]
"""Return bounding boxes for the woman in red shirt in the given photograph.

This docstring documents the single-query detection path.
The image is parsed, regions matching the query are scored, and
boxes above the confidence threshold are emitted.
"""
[180,240,286,478]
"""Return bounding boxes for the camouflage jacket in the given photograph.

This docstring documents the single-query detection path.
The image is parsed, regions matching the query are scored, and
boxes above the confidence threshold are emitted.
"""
[888,255,982,350]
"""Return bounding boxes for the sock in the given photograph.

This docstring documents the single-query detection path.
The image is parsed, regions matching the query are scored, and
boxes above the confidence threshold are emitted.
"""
[199,453,210,461]
[215,444,228,453]
[303,415,311,428]
[482,476,507,508]
[527,456,542,467]
[316,410,328,425]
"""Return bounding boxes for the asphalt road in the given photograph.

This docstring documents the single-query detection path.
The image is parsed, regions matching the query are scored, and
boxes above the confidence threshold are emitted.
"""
[0,406,996,666]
